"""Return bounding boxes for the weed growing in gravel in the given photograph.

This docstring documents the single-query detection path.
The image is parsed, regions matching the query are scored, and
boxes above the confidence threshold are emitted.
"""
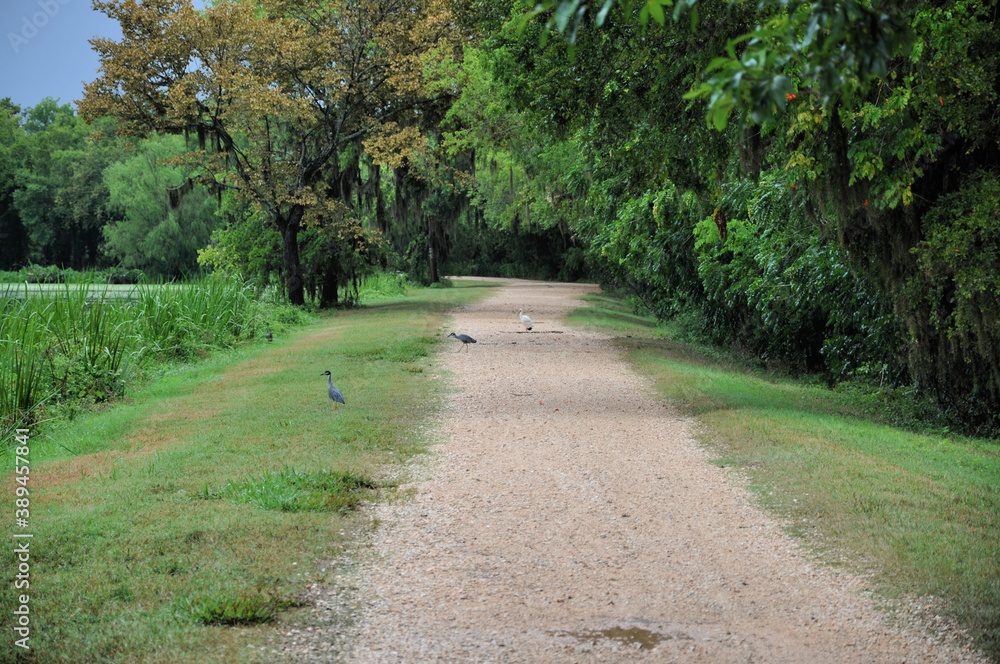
[200,467,379,512]
[179,591,299,626]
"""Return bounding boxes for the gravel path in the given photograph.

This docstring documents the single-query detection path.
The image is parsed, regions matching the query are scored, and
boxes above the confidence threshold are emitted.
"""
[277,278,983,663]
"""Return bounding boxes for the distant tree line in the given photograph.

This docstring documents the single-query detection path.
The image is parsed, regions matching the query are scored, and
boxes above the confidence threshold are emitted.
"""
[0,97,219,278]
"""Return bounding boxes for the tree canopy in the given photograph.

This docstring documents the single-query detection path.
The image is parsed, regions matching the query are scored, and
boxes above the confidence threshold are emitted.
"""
[500,0,1000,432]
[79,0,465,304]
[4,0,999,443]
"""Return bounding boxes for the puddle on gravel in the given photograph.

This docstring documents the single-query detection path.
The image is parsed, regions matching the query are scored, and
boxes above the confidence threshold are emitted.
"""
[554,626,669,650]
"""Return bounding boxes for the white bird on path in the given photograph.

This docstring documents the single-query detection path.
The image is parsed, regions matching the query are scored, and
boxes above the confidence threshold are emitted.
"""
[518,308,533,331]
[321,371,345,410]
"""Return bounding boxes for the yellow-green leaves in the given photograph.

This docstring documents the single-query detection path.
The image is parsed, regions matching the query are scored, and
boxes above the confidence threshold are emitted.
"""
[82,0,464,304]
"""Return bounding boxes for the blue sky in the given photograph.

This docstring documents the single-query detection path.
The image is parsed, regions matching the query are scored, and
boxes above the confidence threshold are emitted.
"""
[0,0,123,111]
[0,0,207,113]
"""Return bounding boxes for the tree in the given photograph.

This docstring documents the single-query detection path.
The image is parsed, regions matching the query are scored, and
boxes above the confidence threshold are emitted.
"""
[511,0,1000,429]
[103,134,220,277]
[529,0,913,129]
[0,98,28,270]
[422,45,594,280]
[11,99,116,269]
[80,0,464,305]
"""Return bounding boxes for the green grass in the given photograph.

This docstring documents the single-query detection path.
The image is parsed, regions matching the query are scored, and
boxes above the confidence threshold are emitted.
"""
[0,280,495,664]
[0,278,267,445]
[179,591,300,626]
[569,294,1000,661]
[199,467,379,512]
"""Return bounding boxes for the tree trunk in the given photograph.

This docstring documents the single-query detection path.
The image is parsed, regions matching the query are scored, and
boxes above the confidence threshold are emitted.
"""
[392,164,409,228]
[425,202,439,283]
[320,247,340,308]
[428,241,438,283]
[375,164,387,234]
[278,206,306,306]
[320,263,339,308]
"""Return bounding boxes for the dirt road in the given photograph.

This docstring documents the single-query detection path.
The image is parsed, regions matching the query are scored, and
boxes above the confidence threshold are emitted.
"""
[282,278,981,663]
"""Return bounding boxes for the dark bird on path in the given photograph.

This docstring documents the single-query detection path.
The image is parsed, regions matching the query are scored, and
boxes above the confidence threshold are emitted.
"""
[265,323,273,342]
[448,332,477,351]
[518,309,533,331]
[321,371,345,409]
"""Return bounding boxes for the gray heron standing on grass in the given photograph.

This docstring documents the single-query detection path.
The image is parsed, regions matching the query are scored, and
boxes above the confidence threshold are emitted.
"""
[518,309,533,331]
[265,323,273,342]
[321,371,345,409]
[448,332,477,351]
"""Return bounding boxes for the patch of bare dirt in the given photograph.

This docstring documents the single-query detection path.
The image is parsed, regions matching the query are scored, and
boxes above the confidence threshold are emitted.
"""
[275,278,985,663]
[34,424,180,493]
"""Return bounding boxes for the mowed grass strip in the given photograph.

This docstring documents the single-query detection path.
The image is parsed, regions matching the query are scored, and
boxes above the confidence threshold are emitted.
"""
[0,281,493,664]
[569,294,1000,660]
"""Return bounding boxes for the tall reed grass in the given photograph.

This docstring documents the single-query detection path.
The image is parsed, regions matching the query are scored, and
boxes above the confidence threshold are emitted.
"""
[0,278,261,446]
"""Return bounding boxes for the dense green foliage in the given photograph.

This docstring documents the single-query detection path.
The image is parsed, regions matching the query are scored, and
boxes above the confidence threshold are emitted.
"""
[461,0,1000,435]
[0,265,146,284]
[103,135,220,277]
[5,0,1000,431]
[0,98,219,277]
[0,98,118,271]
